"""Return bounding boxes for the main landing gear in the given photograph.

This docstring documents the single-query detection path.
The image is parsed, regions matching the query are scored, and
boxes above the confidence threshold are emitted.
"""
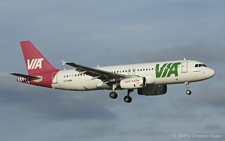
[109,84,118,99]
[124,89,133,103]
[109,91,118,99]
[109,84,133,103]
[185,82,192,95]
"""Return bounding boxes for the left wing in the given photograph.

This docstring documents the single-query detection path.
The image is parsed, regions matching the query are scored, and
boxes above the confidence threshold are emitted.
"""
[61,60,130,83]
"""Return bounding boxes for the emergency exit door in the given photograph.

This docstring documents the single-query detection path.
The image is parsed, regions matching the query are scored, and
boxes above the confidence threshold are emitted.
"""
[181,61,188,73]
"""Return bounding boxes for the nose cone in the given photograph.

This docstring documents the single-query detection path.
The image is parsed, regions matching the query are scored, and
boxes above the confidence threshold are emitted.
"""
[208,68,215,78]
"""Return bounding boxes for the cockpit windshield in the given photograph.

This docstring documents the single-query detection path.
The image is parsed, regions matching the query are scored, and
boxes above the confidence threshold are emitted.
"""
[195,64,207,67]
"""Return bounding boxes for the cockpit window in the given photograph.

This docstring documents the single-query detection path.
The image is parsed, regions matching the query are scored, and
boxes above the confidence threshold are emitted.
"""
[195,64,207,67]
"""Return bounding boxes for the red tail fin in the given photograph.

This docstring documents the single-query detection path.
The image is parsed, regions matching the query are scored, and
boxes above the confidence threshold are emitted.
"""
[20,41,58,75]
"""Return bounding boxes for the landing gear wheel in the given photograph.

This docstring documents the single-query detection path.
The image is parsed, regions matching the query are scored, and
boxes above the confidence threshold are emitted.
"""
[186,90,192,95]
[109,92,118,99]
[124,96,132,103]
[185,82,191,95]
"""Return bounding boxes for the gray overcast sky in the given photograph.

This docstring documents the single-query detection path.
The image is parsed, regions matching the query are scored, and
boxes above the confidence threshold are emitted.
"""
[1,0,225,141]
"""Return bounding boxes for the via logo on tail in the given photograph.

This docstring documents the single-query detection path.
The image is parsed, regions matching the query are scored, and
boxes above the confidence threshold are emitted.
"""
[27,58,44,70]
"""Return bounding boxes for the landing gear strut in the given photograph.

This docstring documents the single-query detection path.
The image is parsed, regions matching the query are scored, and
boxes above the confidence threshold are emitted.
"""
[109,84,134,103]
[124,89,133,103]
[185,82,192,95]
[109,84,118,99]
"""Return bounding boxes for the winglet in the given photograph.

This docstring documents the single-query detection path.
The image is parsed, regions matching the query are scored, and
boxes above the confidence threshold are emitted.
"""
[61,60,67,66]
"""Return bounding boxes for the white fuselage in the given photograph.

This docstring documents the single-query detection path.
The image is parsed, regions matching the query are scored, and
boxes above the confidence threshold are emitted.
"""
[51,60,215,91]
[12,41,216,103]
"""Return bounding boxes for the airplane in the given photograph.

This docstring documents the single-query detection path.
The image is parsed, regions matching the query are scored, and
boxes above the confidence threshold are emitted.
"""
[10,41,215,103]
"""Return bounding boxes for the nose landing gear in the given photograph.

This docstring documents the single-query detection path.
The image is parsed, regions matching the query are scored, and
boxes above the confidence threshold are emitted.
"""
[185,82,192,95]
[186,90,192,95]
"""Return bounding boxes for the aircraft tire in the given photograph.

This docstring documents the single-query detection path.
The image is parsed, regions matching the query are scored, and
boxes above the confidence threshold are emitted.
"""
[109,92,118,99]
[124,96,132,103]
[186,90,192,95]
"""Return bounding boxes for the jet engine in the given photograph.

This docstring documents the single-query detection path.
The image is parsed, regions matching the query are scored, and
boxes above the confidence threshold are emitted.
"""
[137,85,167,96]
[120,77,146,89]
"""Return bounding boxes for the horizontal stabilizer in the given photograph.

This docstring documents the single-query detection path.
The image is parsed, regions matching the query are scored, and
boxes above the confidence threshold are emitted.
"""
[9,73,41,80]
[61,60,67,66]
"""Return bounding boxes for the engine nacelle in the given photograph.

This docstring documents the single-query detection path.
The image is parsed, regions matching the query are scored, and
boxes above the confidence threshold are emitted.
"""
[120,77,146,89]
[137,85,167,96]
